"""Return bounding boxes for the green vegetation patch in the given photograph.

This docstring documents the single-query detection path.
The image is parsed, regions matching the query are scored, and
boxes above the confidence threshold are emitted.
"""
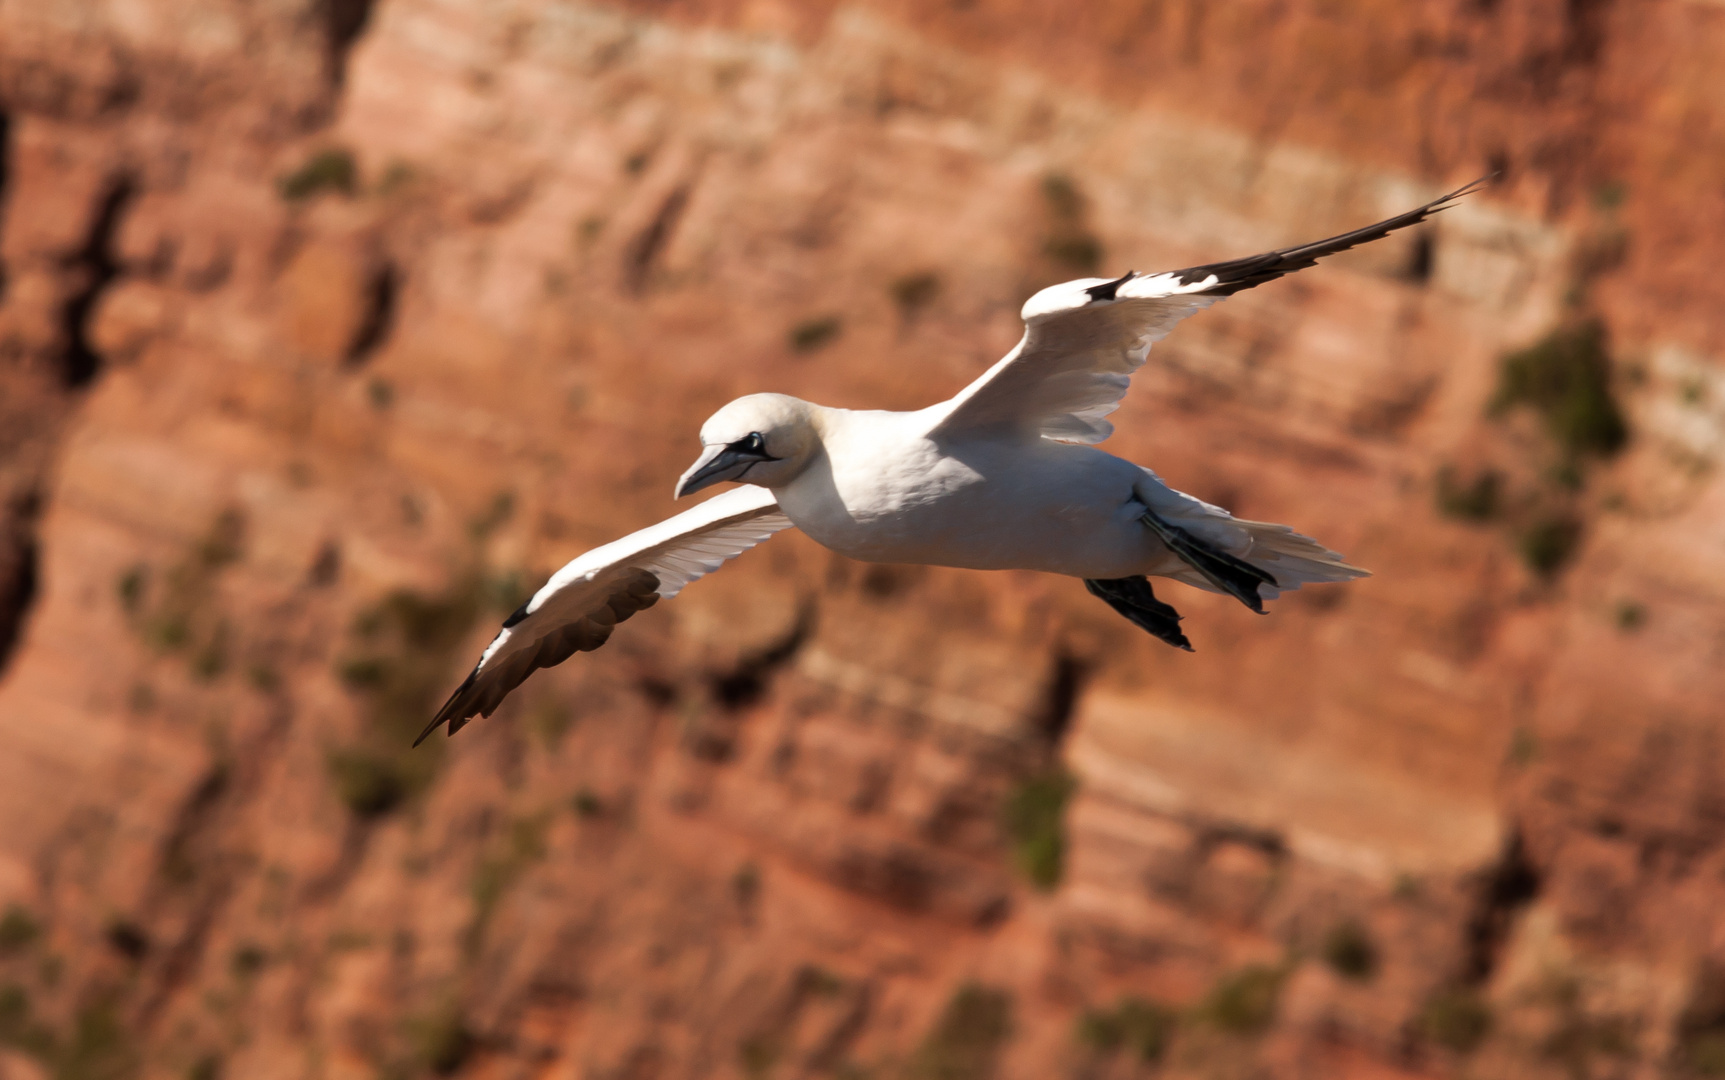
[120,511,246,678]
[738,1033,779,1080]
[187,1054,222,1080]
[1443,321,1631,582]
[529,696,575,749]
[326,749,418,818]
[890,272,942,318]
[467,491,517,543]
[1044,234,1103,276]
[1076,995,1175,1064]
[1491,321,1628,461]
[571,789,603,819]
[1421,986,1492,1053]
[1614,600,1646,631]
[1002,771,1075,891]
[1687,1030,1725,1077]
[789,316,843,354]
[377,160,418,198]
[48,999,138,1080]
[1507,726,1539,767]
[367,378,394,411]
[1201,965,1285,1035]
[731,862,761,910]
[465,813,552,951]
[1675,967,1725,1076]
[115,566,147,615]
[1541,1006,1635,1075]
[277,147,358,201]
[329,575,499,817]
[1321,919,1378,981]
[229,943,267,980]
[1040,173,1103,276]
[408,1002,475,1076]
[1435,466,1501,523]
[0,906,40,955]
[1518,514,1583,579]
[908,983,1012,1080]
[0,982,54,1057]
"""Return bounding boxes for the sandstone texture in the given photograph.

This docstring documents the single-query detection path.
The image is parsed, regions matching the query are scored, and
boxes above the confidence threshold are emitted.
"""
[1,2,1724,1078]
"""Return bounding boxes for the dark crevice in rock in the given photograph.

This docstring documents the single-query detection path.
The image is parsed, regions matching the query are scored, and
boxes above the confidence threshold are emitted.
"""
[105,920,150,961]
[1676,965,1725,1072]
[138,700,297,1024]
[1405,231,1435,284]
[323,0,378,90]
[833,847,936,912]
[156,763,231,887]
[299,817,374,904]
[343,259,397,366]
[0,108,12,303]
[625,185,689,293]
[138,762,237,1024]
[1487,149,1512,184]
[709,601,816,711]
[1516,0,1613,99]
[58,176,135,388]
[1463,828,1542,983]
[635,673,678,708]
[1562,0,1612,66]
[0,496,39,680]
[1032,650,1088,746]
[138,881,234,1029]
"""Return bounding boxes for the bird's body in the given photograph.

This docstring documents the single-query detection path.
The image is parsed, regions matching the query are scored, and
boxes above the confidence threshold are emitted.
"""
[415,179,1490,744]
[774,405,1177,580]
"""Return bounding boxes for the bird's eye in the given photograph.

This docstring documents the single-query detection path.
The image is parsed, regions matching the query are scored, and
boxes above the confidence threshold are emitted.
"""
[739,432,765,453]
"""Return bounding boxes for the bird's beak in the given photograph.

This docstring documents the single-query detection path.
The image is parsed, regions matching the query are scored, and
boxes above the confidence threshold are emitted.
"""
[675,443,770,498]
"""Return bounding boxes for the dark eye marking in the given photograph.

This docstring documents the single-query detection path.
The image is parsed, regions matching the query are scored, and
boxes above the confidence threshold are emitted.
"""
[728,432,775,458]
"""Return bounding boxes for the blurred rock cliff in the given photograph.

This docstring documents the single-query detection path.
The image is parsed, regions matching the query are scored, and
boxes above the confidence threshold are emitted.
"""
[1,1,1725,1078]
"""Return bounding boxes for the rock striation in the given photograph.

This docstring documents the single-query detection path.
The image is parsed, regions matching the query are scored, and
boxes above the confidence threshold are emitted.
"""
[1,1,1724,1078]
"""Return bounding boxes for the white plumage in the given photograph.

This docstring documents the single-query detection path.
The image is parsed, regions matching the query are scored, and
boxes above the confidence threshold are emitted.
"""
[418,179,1486,743]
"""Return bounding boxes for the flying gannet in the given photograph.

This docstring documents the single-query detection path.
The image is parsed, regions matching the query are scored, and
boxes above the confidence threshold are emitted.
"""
[415,179,1486,745]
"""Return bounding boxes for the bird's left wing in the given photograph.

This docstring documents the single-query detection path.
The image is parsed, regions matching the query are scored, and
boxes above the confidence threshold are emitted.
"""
[416,484,794,744]
[930,179,1486,444]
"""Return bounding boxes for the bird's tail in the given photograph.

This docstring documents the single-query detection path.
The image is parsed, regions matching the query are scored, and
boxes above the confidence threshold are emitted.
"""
[1136,475,1369,602]
[1225,517,1370,599]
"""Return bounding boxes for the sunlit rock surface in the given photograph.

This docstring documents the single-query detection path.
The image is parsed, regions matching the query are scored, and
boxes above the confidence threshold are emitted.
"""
[1,2,1724,1077]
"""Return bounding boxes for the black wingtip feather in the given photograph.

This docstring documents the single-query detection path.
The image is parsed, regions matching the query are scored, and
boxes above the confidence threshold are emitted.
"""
[414,666,479,747]
[1171,175,1492,297]
[1084,270,1136,302]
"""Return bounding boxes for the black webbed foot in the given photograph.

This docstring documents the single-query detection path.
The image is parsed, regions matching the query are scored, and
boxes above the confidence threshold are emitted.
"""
[1138,507,1277,614]
[1084,576,1194,651]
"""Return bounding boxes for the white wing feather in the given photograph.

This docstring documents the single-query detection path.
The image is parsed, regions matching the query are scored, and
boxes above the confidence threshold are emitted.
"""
[419,485,793,741]
[931,179,1486,444]
[932,272,1222,444]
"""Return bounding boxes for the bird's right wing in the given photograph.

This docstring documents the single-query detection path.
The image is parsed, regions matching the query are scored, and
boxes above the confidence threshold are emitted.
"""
[930,178,1487,445]
[417,484,794,744]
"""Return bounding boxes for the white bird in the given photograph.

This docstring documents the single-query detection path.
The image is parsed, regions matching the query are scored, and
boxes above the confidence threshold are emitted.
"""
[416,180,1485,744]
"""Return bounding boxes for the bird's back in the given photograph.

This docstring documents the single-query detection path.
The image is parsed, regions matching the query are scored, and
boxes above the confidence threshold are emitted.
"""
[778,408,1158,577]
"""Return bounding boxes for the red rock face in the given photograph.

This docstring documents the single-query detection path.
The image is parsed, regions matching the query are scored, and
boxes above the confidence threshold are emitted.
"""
[0,2,1722,1078]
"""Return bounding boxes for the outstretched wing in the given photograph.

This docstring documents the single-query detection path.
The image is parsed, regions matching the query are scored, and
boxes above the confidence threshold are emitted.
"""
[931,178,1487,444]
[417,484,794,744]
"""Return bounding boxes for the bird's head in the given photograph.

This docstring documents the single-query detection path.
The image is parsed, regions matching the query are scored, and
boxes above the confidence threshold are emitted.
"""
[675,393,822,498]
